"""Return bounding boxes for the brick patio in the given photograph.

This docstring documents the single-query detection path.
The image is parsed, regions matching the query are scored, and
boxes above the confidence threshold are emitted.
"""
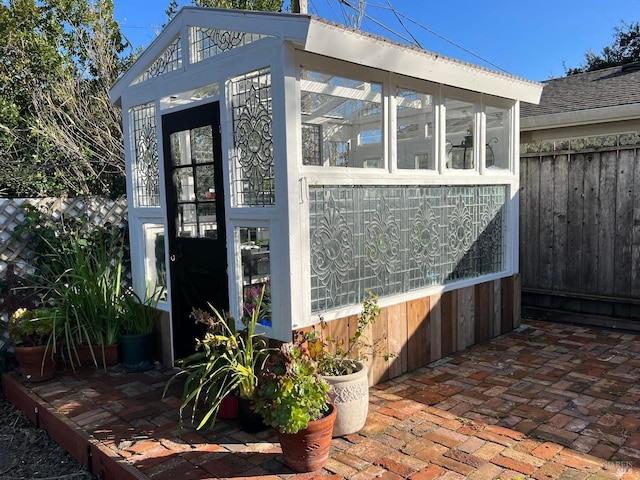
[2,320,640,479]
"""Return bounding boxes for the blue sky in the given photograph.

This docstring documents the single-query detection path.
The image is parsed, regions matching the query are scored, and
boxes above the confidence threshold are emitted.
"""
[113,1,638,82]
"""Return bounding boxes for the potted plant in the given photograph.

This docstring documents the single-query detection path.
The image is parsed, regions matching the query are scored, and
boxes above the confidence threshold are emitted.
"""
[254,342,336,473]
[164,286,272,432]
[8,307,61,382]
[119,288,162,372]
[42,230,126,370]
[304,289,394,436]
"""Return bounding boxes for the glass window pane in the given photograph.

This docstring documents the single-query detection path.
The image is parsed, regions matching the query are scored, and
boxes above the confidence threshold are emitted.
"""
[142,223,167,301]
[301,70,383,168]
[486,104,511,170]
[445,97,475,170]
[238,227,271,327]
[396,88,435,170]
[173,167,195,202]
[130,103,160,207]
[191,126,213,164]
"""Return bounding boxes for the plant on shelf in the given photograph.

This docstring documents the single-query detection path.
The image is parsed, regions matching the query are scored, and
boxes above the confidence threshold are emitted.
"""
[301,289,395,436]
[253,341,336,472]
[164,286,272,432]
[8,307,61,381]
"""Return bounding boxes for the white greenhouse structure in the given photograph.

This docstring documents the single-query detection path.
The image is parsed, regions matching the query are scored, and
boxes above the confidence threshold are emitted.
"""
[110,7,542,380]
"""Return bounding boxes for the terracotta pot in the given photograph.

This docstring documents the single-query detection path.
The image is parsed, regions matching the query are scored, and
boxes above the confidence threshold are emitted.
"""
[14,344,59,382]
[278,403,337,472]
[75,344,119,368]
[322,360,369,436]
[218,395,239,420]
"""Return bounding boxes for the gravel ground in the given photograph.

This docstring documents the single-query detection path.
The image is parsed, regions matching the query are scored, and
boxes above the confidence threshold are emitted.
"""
[0,385,97,480]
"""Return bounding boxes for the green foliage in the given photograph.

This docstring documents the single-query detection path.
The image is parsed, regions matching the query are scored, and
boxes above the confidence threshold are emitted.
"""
[166,0,284,22]
[120,288,163,336]
[567,21,640,74]
[0,0,133,196]
[304,290,394,376]
[8,307,58,347]
[164,286,272,430]
[254,342,330,434]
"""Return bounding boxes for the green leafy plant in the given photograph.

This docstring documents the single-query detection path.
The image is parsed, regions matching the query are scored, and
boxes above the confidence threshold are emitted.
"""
[163,286,272,430]
[8,308,58,347]
[305,289,394,376]
[120,288,163,336]
[254,341,331,434]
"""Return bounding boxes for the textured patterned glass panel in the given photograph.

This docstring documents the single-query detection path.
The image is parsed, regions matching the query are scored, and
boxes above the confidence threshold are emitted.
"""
[230,68,274,206]
[190,27,270,63]
[133,37,182,85]
[309,185,507,312]
[129,103,159,207]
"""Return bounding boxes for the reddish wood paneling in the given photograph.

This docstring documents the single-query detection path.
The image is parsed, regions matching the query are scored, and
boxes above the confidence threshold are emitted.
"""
[296,275,519,383]
[407,296,430,371]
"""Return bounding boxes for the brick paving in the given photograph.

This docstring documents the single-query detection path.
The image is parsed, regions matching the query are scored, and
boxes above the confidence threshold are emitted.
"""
[2,320,640,479]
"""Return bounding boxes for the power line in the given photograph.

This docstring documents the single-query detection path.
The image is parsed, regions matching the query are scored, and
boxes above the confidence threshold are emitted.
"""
[338,0,415,46]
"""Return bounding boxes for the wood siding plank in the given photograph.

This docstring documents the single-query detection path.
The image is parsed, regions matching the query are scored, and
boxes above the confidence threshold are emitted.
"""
[457,285,475,349]
[386,302,408,378]
[493,279,502,336]
[474,281,493,343]
[632,150,640,302]
[429,293,442,362]
[501,276,514,334]
[370,305,391,384]
[407,296,430,371]
[440,290,457,357]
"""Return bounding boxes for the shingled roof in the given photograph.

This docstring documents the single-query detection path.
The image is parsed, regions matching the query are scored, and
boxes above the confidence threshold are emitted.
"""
[521,63,640,118]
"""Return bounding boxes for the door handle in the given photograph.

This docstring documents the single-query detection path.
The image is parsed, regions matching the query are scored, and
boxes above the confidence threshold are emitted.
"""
[170,245,183,262]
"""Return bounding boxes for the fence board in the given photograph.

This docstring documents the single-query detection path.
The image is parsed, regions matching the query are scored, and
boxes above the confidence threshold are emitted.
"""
[566,154,585,293]
[614,150,634,300]
[597,152,617,296]
[539,157,555,289]
[632,151,640,299]
[552,155,569,291]
[582,154,600,294]
[525,159,540,288]
[519,159,529,287]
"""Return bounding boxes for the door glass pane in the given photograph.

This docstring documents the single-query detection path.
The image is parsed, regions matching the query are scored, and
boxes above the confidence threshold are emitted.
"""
[170,131,191,166]
[177,203,196,237]
[239,227,271,327]
[143,223,167,300]
[198,203,217,239]
[174,167,195,202]
[191,126,214,164]
[195,164,215,200]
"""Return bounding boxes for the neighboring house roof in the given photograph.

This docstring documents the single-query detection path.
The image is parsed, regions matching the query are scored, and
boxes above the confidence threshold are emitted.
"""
[521,63,640,130]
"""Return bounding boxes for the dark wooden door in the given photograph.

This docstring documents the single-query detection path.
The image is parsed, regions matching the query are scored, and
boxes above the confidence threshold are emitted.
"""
[162,102,228,359]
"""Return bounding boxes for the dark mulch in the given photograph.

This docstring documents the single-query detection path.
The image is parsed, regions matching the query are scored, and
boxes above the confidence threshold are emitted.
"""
[0,360,97,480]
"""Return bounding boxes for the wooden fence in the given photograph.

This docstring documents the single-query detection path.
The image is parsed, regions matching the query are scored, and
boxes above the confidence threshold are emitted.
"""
[520,140,640,328]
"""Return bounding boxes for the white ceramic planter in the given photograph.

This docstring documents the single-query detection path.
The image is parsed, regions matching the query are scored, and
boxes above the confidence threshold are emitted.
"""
[322,360,369,437]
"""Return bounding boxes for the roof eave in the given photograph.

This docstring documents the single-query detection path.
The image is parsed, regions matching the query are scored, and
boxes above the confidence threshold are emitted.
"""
[521,103,640,131]
[304,20,543,104]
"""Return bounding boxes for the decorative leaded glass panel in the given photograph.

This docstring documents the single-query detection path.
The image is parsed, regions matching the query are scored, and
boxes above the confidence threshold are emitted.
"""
[133,37,182,85]
[230,69,275,206]
[129,103,160,207]
[309,185,507,312]
[190,27,271,63]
